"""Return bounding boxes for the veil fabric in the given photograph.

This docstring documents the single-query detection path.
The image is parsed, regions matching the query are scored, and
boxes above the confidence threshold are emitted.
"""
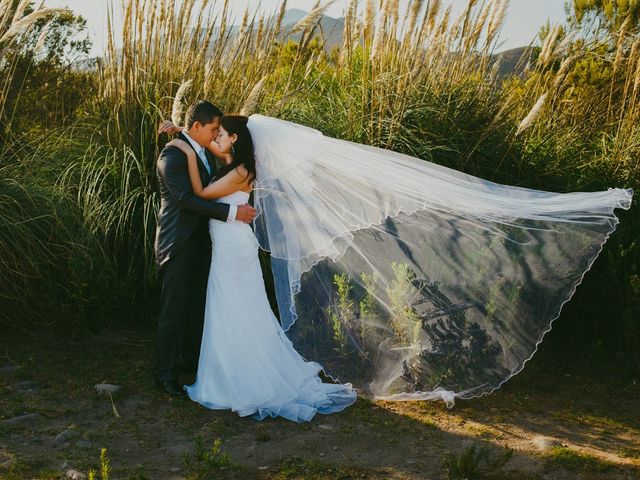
[246,114,634,406]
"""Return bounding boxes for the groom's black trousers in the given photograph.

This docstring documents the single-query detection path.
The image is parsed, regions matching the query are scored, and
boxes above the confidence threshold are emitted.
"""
[154,227,211,382]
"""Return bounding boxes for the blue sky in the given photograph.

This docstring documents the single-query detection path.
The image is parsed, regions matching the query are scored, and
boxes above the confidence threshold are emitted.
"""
[43,0,568,56]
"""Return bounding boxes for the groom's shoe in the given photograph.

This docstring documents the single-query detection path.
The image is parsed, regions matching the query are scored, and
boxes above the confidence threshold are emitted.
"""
[154,377,186,398]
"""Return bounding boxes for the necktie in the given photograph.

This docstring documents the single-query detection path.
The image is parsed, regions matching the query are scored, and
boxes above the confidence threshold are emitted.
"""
[198,147,211,176]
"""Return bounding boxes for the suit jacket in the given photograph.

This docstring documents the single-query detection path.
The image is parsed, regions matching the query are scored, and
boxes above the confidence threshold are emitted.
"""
[154,132,230,267]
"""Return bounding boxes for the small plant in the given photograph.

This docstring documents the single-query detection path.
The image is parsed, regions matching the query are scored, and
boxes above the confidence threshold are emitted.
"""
[100,447,111,480]
[328,273,356,349]
[387,262,422,346]
[87,448,110,480]
[182,437,233,480]
[445,442,513,479]
[358,271,379,343]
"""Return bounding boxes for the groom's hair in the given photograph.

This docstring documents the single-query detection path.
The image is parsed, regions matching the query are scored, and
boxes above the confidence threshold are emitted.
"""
[185,100,223,129]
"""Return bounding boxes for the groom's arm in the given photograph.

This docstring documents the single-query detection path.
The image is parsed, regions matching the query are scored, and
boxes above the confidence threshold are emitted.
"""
[158,147,230,221]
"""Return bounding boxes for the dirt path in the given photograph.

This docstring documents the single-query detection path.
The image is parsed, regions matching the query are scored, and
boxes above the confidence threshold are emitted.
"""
[1,329,638,479]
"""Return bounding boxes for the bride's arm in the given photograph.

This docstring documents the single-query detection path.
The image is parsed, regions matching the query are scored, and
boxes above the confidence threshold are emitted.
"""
[158,120,226,161]
[158,120,183,135]
[165,139,205,197]
[165,140,251,200]
[199,167,251,200]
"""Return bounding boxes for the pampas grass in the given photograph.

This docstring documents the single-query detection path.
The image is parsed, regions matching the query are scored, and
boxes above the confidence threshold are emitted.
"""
[171,79,193,127]
[33,19,52,54]
[516,93,547,136]
[240,75,268,117]
[288,0,335,36]
[0,7,68,45]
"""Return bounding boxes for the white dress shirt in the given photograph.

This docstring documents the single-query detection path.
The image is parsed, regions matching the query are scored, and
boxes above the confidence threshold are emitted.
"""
[182,131,237,223]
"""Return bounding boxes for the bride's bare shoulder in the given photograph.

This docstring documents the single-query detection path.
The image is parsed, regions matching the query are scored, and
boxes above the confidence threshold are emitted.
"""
[232,164,253,190]
[233,164,251,179]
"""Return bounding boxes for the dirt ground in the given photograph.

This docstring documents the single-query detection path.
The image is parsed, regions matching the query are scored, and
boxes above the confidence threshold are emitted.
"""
[0,328,638,480]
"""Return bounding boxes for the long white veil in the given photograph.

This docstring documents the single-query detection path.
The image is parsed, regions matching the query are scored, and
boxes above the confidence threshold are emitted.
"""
[247,114,634,407]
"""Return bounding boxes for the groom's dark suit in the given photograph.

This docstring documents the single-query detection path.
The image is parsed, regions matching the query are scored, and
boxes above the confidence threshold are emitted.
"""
[154,132,229,384]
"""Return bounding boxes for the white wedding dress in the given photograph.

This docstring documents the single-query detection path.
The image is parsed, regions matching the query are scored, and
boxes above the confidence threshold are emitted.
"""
[184,190,358,422]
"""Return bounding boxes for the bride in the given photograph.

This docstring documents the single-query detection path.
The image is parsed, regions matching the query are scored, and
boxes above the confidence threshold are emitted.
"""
[160,110,633,416]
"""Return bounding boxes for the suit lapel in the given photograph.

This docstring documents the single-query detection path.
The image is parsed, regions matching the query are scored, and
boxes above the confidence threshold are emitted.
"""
[178,132,210,186]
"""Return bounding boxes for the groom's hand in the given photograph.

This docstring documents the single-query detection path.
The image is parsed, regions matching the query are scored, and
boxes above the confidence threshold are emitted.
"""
[236,204,257,223]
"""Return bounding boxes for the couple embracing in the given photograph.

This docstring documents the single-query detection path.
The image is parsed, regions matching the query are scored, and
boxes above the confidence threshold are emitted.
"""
[153,100,357,423]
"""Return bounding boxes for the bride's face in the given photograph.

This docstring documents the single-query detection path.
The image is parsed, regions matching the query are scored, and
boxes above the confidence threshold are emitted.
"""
[216,126,237,154]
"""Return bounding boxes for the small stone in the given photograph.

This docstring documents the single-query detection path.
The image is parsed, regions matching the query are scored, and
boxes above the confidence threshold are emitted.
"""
[76,440,92,449]
[319,452,325,457]
[15,380,37,391]
[55,429,80,445]
[66,469,86,480]
[405,459,416,465]
[332,446,339,451]
[169,467,182,473]
[257,466,269,470]
[94,384,121,395]
[1,413,40,428]
[318,424,335,431]
[532,436,561,451]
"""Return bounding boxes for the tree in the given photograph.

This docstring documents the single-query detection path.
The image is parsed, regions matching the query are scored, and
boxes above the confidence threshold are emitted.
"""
[0,3,92,134]
[572,0,640,31]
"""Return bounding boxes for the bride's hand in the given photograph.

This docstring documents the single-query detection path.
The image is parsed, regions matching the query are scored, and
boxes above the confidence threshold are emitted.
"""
[166,139,195,160]
[158,120,183,135]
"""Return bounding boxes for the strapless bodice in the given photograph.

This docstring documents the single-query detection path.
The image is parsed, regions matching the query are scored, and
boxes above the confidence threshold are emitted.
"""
[217,190,251,206]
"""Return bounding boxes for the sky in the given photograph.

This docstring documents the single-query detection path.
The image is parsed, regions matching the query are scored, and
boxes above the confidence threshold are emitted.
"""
[43,0,569,57]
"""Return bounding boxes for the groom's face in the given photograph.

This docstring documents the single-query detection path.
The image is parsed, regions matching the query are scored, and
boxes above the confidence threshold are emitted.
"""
[191,117,221,147]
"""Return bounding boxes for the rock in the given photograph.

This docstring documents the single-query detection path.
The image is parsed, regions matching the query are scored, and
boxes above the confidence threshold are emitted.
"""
[319,452,325,457]
[15,380,37,391]
[94,383,121,395]
[76,440,92,449]
[65,469,86,480]
[332,446,339,451]
[318,424,335,431]
[169,467,182,473]
[257,466,269,470]
[55,429,80,445]
[1,413,40,428]
[531,436,561,451]
[405,459,416,465]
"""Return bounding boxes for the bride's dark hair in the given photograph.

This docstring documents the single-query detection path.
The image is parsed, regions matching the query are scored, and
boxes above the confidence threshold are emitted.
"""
[217,115,256,184]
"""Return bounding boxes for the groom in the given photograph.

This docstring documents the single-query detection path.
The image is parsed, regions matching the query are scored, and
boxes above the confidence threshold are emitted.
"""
[154,100,256,396]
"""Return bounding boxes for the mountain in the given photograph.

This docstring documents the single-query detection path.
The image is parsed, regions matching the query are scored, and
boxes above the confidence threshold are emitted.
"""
[491,46,537,79]
[279,8,308,26]
[272,9,534,75]
[275,9,345,51]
